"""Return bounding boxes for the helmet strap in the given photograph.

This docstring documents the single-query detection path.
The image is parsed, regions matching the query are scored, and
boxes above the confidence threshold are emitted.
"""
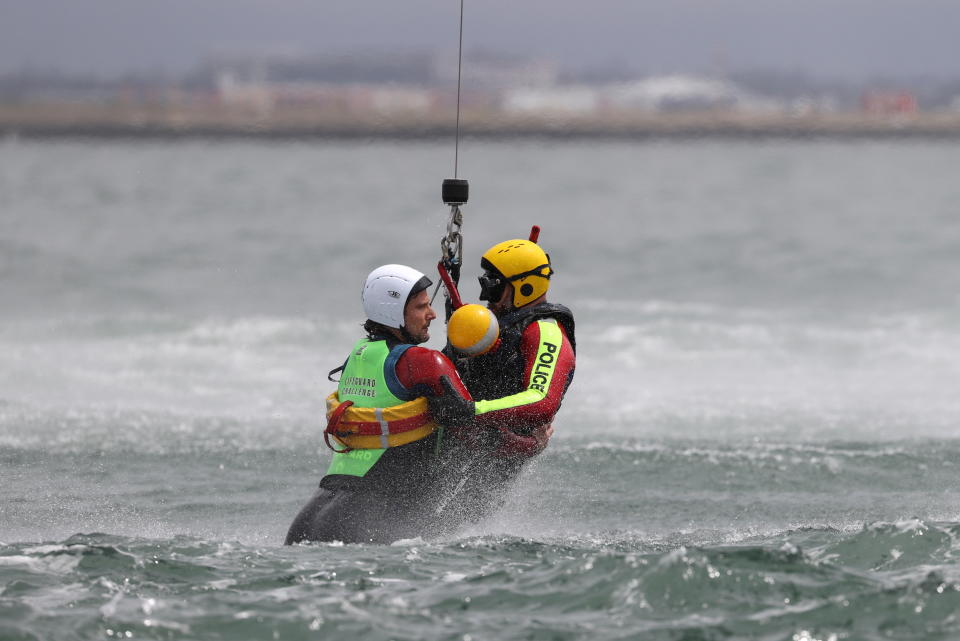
[507,262,553,283]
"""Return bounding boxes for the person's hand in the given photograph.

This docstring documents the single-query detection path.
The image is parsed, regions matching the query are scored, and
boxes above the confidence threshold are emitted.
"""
[532,424,554,451]
[494,423,553,459]
[427,375,475,427]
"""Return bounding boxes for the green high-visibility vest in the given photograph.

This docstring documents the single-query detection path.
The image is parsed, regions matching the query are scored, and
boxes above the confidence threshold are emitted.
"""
[325,339,405,477]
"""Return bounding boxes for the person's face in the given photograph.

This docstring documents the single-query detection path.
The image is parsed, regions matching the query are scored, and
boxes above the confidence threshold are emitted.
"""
[403,289,437,343]
[488,282,513,317]
[479,266,513,316]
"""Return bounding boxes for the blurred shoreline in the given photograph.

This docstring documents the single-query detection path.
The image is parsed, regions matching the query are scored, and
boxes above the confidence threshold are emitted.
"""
[4,103,960,139]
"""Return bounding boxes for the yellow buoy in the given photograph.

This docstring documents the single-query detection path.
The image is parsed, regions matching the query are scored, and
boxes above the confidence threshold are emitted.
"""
[447,304,499,356]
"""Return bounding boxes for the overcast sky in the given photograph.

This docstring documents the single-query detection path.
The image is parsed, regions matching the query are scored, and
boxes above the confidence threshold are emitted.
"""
[3,0,958,80]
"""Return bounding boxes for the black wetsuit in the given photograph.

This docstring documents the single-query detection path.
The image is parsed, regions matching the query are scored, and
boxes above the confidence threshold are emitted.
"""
[285,434,448,544]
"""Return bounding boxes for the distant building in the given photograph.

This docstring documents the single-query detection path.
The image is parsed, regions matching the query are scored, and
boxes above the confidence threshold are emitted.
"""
[605,75,781,113]
[786,95,839,115]
[501,74,788,117]
[861,91,918,115]
[502,86,599,115]
[215,71,442,117]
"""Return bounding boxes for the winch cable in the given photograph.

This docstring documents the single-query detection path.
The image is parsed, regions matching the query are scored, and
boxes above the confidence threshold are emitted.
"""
[454,0,464,181]
[433,0,469,323]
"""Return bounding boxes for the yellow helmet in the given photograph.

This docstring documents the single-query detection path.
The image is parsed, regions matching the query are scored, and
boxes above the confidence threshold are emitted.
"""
[479,239,553,308]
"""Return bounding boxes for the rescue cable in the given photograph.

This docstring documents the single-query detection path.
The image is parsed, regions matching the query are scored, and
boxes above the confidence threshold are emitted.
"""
[434,0,469,320]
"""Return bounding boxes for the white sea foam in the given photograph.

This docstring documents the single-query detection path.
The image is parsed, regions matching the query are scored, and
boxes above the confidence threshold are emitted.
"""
[0,550,82,575]
[568,306,960,440]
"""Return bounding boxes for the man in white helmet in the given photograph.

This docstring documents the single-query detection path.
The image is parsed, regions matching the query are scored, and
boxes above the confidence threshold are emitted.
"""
[285,264,476,544]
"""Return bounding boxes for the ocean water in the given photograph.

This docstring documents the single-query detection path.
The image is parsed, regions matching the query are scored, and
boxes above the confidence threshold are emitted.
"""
[2,137,960,640]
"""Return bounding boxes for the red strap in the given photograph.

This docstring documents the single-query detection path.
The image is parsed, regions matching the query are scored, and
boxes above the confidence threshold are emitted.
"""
[323,400,354,453]
[333,411,431,436]
[437,261,463,309]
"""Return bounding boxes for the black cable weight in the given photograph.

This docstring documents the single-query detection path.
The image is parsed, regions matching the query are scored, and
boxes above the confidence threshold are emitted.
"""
[442,178,469,206]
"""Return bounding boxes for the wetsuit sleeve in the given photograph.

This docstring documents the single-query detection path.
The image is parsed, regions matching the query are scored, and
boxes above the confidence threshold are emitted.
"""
[393,346,473,401]
[473,319,575,428]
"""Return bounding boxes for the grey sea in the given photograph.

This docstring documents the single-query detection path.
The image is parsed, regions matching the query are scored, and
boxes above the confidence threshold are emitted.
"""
[2,137,960,640]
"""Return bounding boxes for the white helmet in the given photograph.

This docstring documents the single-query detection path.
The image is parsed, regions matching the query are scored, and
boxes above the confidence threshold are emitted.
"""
[362,264,433,329]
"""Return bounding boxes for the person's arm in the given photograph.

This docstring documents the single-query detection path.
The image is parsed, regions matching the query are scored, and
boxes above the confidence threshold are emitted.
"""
[473,319,575,457]
[395,346,481,431]
[393,347,473,400]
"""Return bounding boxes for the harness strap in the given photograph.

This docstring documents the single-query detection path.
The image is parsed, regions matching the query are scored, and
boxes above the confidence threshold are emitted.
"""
[508,262,553,282]
[323,399,354,453]
[327,360,347,383]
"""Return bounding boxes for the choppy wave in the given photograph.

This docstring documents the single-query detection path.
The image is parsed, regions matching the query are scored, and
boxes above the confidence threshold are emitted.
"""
[4,521,960,640]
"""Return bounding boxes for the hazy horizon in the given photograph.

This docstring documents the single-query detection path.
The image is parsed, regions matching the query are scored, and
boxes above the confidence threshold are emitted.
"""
[4,0,959,81]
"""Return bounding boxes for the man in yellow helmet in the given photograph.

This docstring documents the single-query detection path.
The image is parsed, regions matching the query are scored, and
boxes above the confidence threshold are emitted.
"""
[429,237,576,523]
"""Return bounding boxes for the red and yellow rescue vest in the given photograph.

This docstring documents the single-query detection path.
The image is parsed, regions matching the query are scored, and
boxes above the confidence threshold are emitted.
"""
[324,392,436,451]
